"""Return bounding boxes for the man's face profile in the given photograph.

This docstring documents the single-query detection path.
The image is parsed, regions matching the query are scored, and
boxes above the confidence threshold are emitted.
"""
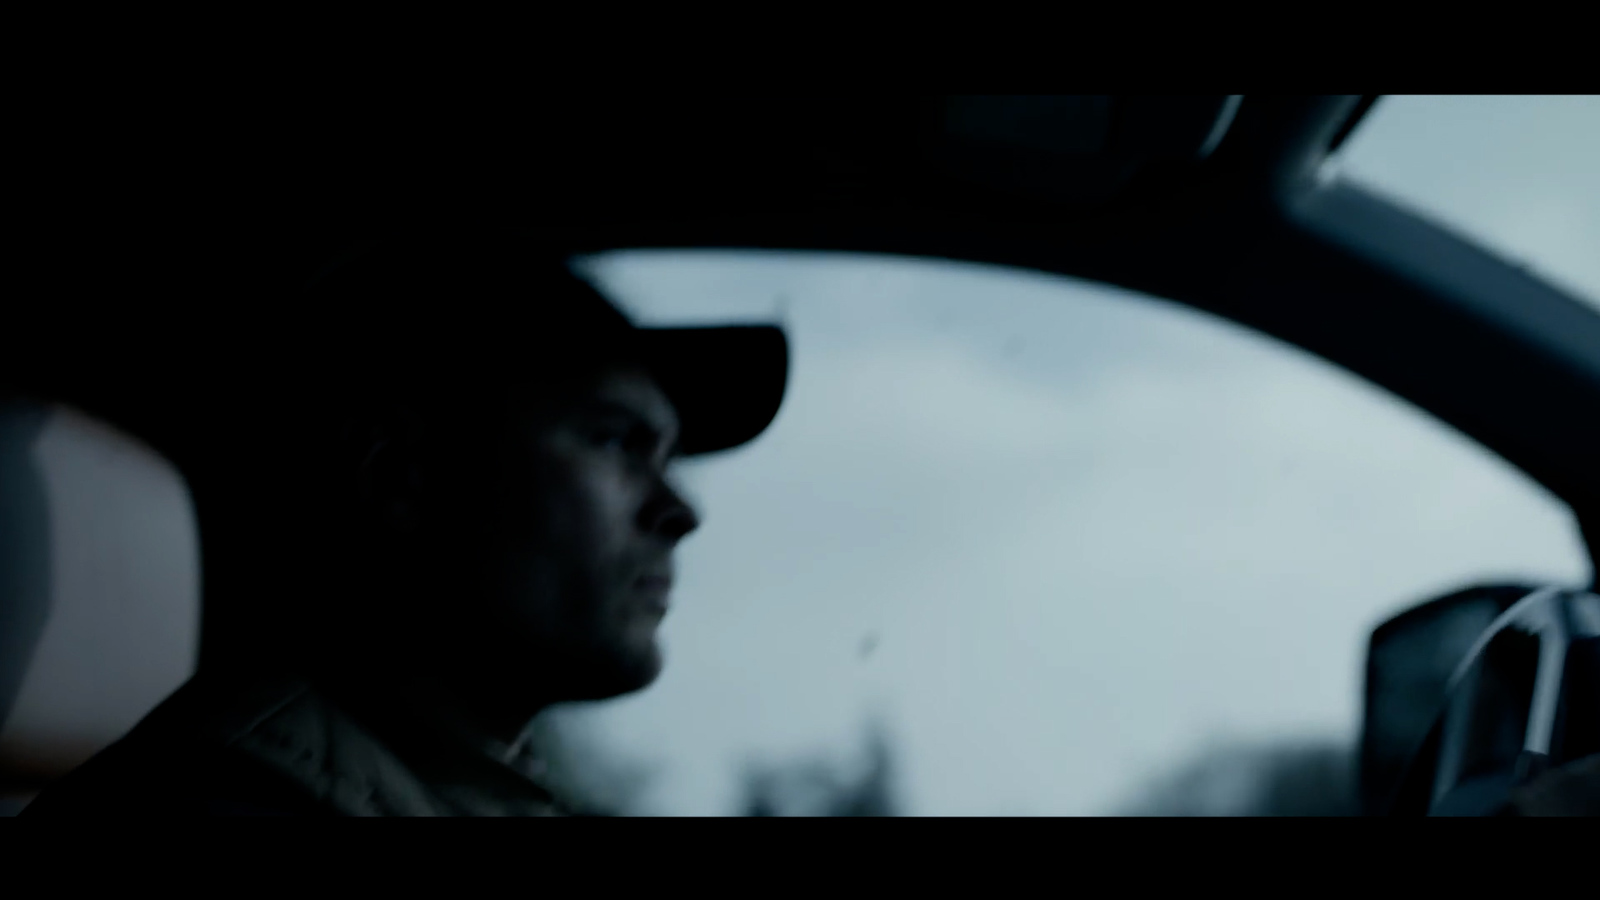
[374,362,699,709]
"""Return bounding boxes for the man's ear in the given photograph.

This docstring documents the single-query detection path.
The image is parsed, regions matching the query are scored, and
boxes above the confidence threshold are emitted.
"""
[352,406,429,536]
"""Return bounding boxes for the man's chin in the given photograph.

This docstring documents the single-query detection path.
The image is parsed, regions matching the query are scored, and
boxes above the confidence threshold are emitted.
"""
[612,642,665,694]
[566,641,662,701]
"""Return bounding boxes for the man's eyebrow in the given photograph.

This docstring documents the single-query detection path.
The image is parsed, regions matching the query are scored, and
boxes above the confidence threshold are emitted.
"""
[575,399,682,455]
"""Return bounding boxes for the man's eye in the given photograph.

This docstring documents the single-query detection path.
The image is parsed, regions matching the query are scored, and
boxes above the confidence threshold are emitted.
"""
[585,420,665,463]
[591,424,652,454]
[591,428,629,450]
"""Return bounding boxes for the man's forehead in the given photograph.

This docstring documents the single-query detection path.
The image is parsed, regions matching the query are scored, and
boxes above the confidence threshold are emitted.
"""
[587,368,680,432]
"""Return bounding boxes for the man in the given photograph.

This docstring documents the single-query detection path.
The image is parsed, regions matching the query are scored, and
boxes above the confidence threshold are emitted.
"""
[20,234,789,816]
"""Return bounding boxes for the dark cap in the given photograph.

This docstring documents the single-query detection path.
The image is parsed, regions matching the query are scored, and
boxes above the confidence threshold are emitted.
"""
[303,234,789,456]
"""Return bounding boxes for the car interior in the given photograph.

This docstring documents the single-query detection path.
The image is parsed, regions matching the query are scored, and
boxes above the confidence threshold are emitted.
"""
[3,95,1597,815]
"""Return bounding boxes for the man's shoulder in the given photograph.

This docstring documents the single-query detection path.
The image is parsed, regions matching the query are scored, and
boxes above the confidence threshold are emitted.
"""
[17,672,344,816]
[20,669,573,817]
[22,739,330,817]
[20,673,333,817]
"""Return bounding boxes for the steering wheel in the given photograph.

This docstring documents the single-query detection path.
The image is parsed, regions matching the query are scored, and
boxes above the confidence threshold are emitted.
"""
[1384,586,1600,815]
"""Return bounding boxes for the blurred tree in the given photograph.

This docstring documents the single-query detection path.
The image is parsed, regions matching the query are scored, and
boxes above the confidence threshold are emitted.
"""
[525,709,1355,817]
[1116,738,1357,816]
[520,706,658,817]
[741,720,900,816]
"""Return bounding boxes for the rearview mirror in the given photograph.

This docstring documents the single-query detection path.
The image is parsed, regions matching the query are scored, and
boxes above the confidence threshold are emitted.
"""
[923,96,1245,206]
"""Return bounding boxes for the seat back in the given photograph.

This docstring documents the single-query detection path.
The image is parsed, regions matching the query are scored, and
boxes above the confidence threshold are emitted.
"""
[0,402,199,813]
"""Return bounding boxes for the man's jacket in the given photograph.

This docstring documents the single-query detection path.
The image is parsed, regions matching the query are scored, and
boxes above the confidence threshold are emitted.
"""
[20,669,573,816]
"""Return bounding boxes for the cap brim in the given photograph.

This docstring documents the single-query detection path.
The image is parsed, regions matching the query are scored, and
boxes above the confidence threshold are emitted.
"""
[635,325,789,457]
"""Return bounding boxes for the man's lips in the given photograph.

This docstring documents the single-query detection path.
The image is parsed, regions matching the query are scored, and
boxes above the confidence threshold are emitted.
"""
[634,575,673,612]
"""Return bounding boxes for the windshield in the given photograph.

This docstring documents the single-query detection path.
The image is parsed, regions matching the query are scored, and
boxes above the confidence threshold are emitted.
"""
[548,250,1592,815]
[1329,95,1600,312]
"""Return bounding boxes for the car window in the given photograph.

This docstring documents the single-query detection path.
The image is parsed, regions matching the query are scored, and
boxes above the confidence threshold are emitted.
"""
[1329,95,1600,311]
[557,250,1592,815]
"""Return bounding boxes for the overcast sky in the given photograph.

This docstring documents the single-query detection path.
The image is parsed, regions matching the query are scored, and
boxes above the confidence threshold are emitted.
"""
[4,96,1596,815]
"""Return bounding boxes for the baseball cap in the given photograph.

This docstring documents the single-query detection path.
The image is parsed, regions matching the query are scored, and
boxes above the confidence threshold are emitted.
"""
[301,233,790,457]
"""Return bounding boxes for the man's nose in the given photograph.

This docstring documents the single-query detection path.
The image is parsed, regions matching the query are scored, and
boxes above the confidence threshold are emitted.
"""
[641,479,700,543]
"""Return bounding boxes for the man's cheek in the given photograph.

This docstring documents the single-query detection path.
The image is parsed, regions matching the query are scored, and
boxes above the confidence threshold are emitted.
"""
[569,465,636,545]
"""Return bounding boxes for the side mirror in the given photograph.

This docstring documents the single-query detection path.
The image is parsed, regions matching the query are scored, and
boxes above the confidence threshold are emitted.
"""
[1360,583,1600,816]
